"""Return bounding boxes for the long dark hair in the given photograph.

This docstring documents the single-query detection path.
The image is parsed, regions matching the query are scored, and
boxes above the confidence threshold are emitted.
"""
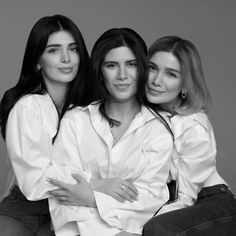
[0,14,91,140]
[89,27,147,125]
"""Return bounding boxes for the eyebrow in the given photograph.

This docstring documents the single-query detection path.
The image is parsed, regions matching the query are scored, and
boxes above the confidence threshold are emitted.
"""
[149,61,181,73]
[166,68,181,73]
[46,42,77,48]
[103,59,137,63]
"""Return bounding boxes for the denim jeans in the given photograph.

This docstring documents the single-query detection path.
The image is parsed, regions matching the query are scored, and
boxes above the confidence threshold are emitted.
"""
[0,185,54,236]
[142,184,236,236]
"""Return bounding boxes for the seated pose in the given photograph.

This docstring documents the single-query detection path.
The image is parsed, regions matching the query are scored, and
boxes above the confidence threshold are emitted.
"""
[48,28,173,236]
[0,14,91,236]
[143,36,236,235]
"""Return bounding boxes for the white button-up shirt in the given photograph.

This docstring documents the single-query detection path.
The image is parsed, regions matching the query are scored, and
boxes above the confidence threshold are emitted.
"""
[5,93,82,201]
[157,111,227,215]
[50,103,173,236]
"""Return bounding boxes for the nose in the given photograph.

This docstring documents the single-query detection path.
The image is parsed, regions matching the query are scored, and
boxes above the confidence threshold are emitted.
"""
[61,49,71,63]
[151,72,162,86]
[118,65,127,80]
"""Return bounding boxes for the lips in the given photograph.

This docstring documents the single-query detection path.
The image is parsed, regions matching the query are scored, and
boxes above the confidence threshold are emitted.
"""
[147,86,164,95]
[58,67,73,74]
[115,84,130,89]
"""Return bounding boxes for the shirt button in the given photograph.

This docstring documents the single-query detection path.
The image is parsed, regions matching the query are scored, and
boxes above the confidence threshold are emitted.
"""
[220,187,226,192]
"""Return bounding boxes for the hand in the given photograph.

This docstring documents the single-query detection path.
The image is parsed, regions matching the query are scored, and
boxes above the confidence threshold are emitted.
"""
[90,177,138,203]
[48,174,96,207]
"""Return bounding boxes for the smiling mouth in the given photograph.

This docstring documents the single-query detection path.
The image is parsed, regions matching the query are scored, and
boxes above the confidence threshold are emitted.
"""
[58,67,73,73]
[147,87,164,95]
[115,84,130,89]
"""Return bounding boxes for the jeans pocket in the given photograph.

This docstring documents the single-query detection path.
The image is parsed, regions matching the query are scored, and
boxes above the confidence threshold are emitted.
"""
[4,186,25,203]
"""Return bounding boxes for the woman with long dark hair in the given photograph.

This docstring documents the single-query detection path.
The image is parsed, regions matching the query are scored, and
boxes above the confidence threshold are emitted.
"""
[0,14,91,235]
[48,28,173,236]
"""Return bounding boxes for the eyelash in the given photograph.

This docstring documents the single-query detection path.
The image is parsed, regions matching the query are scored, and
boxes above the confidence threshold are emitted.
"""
[47,47,78,54]
[167,72,177,79]
[47,48,58,54]
[148,64,157,71]
[105,63,117,68]
[70,46,79,52]
[127,62,137,67]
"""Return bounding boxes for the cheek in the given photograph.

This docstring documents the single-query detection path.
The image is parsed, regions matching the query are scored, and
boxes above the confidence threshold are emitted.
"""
[129,68,138,79]
[73,54,80,66]
[102,70,115,85]
[147,72,155,82]
[40,58,55,72]
[166,81,182,93]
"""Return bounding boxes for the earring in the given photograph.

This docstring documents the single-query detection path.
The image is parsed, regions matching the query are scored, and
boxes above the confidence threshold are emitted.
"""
[36,64,41,71]
[181,91,186,99]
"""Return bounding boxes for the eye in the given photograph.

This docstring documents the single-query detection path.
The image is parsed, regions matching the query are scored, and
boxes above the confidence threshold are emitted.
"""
[127,61,137,67]
[70,45,79,53]
[148,64,157,71]
[47,48,59,54]
[167,72,177,79]
[104,63,117,69]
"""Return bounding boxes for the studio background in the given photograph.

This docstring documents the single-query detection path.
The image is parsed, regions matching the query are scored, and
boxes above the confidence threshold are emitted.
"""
[0,0,235,197]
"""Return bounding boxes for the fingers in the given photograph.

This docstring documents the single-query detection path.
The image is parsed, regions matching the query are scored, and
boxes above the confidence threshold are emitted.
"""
[49,189,68,198]
[71,173,83,183]
[111,193,126,203]
[49,190,73,206]
[121,181,138,201]
[48,178,68,189]
[118,188,137,202]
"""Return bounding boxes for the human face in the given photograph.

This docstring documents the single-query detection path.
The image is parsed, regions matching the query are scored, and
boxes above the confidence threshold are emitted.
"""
[101,46,138,103]
[38,30,79,87]
[145,51,183,112]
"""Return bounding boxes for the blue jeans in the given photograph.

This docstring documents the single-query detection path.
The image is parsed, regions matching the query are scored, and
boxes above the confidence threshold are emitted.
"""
[0,185,54,236]
[142,184,236,236]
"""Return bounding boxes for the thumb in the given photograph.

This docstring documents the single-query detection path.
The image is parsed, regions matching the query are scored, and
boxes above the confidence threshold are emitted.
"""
[72,173,85,183]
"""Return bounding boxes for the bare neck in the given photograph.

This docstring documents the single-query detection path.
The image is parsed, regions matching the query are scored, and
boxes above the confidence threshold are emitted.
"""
[45,80,68,108]
[105,98,140,122]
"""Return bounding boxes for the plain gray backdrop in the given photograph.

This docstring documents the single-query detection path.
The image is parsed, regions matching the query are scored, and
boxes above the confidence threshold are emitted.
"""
[0,0,236,197]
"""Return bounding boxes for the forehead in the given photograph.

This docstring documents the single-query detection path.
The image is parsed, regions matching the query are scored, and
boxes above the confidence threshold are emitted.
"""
[104,46,136,61]
[47,30,75,45]
[150,51,180,70]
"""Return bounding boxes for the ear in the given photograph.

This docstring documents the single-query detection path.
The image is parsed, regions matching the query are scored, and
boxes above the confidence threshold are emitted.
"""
[36,64,41,70]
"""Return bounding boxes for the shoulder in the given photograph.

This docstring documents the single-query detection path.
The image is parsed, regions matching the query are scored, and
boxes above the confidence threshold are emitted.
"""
[10,94,54,118]
[61,102,101,128]
[171,111,212,139]
[14,93,52,110]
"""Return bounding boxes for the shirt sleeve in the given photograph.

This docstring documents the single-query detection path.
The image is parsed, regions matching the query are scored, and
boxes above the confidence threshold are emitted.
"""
[6,103,82,201]
[94,124,173,235]
[49,110,92,231]
[157,120,216,215]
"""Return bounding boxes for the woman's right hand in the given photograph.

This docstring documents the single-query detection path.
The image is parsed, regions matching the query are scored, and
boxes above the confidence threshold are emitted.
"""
[90,177,138,203]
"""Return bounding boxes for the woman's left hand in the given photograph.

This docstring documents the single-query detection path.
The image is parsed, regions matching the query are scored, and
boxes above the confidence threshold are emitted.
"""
[48,174,96,207]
